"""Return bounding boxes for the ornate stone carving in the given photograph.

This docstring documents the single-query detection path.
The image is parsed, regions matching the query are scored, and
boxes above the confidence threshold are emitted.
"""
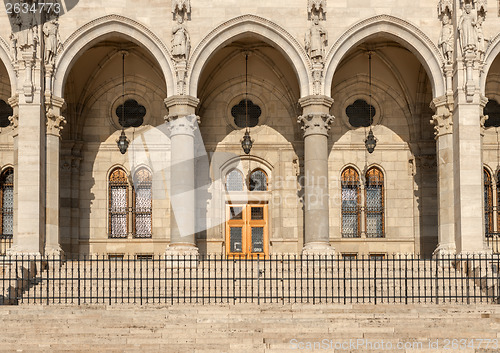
[172,0,191,21]
[415,154,437,170]
[312,64,323,95]
[165,114,200,136]
[430,111,453,138]
[11,12,38,54]
[297,113,334,137]
[43,18,62,66]
[458,3,478,54]
[438,12,454,64]
[46,108,66,136]
[307,0,326,20]
[476,4,487,61]
[9,32,17,64]
[172,17,190,62]
[8,114,18,130]
[305,15,327,65]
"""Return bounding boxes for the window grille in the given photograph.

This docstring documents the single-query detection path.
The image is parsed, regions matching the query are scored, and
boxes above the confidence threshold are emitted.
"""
[341,167,360,238]
[226,170,244,191]
[249,169,267,191]
[485,168,494,235]
[365,167,384,238]
[133,168,152,238]
[0,168,13,238]
[109,168,129,238]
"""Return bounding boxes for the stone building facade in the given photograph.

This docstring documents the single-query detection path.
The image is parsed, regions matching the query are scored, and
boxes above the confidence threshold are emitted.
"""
[0,0,499,258]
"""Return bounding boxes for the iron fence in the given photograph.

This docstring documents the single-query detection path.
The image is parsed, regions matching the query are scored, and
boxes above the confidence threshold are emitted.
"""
[0,254,499,305]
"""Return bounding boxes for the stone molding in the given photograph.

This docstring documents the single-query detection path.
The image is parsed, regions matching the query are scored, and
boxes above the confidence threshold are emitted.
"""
[298,95,334,109]
[297,113,334,137]
[164,95,199,110]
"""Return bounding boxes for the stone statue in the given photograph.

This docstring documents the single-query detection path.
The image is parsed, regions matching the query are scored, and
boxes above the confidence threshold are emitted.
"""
[9,32,17,63]
[305,15,327,65]
[43,19,61,65]
[438,13,454,64]
[13,12,38,52]
[172,16,190,61]
[458,3,478,53]
[476,10,486,60]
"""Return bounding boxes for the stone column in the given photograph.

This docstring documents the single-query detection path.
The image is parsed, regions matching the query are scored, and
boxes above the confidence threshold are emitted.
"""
[44,96,66,256]
[298,96,335,255]
[430,96,456,257]
[164,95,200,255]
[7,98,19,251]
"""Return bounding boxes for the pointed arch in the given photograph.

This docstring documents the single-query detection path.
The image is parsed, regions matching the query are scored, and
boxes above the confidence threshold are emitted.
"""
[0,37,17,94]
[53,15,176,98]
[187,14,311,97]
[323,15,445,98]
[481,34,500,94]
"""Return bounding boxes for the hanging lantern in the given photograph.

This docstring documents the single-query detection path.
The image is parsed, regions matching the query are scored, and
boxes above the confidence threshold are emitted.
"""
[364,128,377,154]
[241,130,253,155]
[117,130,129,154]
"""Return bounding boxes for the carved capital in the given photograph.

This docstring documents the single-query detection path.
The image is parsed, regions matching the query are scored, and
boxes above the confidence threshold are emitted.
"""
[46,109,66,136]
[297,113,334,137]
[430,113,452,138]
[8,114,18,130]
[165,114,200,136]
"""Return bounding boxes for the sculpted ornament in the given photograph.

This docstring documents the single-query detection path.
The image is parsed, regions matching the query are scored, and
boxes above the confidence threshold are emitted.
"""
[297,113,334,137]
[46,108,66,136]
[172,16,190,62]
[305,15,327,65]
[43,18,62,66]
[458,3,478,54]
[11,12,38,53]
[307,0,326,20]
[438,13,454,64]
[172,0,191,21]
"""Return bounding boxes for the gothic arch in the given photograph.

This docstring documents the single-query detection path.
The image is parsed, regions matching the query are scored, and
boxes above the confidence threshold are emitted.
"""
[0,37,17,94]
[187,14,311,98]
[481,33,500,94]
[323,15,446,98]
[53,15,176,98]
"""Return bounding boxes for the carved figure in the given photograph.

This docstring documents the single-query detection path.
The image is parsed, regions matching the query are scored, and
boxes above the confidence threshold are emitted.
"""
[172,17,190,61]
[458,3,478,53]
[43,19,61,65]
[476,11,486,60]
[307,0,326,20]
[305,15,327,65]
[13,12,38,51]
[172,0,191,20]
[9,32,17,63]
[438,13,454,64]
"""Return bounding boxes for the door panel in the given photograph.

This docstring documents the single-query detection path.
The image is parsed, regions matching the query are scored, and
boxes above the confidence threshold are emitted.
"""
[226,204,268,258]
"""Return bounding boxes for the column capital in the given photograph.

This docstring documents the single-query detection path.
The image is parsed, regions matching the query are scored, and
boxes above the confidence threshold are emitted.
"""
[7,96,19,134]
[165,114,200,137]
[46,110,66,137]
[430,96,453,138]
[297,113,334,137]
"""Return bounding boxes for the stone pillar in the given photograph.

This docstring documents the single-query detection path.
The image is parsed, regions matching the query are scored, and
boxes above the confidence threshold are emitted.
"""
[164,95,200,255]
[8,89,45,255]
[298,96,335,255]
[451,28,490,254]
[44,96,66,256]
[430,96,456,257]
[7,98,19,252]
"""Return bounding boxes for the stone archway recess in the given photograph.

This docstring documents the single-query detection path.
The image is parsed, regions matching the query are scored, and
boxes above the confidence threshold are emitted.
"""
[53,14,176,98]
[323,15,446,99]
[187,14,312,98]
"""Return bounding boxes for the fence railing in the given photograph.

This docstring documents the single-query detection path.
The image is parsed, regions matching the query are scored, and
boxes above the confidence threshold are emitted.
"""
[0,254,499,305]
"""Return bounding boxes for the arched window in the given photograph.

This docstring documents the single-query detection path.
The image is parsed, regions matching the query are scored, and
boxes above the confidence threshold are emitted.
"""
[226,170,244,191]
[249,169,267,191]
[0,168,13,239]
[133,168,152,238]
[365,167,384,238]
[485,168,494,235]
[341,167,360,238]
[109,168,129,238]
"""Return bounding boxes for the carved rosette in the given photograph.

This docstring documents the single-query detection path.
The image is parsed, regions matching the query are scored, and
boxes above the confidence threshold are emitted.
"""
[46,109,66,136]
[297,113,334,137]
[165,113,200,136]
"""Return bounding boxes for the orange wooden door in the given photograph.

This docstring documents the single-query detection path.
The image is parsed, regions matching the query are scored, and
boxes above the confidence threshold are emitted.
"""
[226,204,268,258]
